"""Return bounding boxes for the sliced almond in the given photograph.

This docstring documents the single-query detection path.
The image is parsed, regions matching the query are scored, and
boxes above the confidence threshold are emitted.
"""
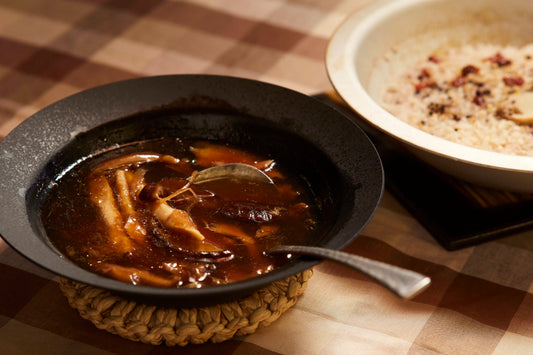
[504,91,533,123]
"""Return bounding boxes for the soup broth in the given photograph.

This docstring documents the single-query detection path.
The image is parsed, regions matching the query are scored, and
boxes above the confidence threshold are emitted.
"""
[41,138,317,288]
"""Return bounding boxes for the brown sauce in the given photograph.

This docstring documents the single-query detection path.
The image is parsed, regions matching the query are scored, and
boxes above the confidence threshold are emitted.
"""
[41,139,316,288]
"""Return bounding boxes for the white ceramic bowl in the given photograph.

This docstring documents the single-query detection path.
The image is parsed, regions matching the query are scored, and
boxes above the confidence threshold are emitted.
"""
[326,0,533,192]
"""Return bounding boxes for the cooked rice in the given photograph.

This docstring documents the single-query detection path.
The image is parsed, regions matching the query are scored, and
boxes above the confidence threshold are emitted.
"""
[382,44,533,156]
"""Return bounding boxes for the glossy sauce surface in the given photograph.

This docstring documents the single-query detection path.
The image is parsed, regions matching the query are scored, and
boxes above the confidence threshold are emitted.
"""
[41,139,316,288]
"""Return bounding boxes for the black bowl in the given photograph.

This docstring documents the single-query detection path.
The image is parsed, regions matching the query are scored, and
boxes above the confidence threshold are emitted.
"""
[0,75,383,307]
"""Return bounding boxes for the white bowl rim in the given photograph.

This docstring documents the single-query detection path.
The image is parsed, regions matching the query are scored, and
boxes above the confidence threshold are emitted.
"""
[326,0,533,174]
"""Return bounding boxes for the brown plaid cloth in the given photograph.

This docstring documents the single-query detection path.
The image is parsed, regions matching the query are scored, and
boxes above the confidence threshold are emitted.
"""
[1,0,533,354]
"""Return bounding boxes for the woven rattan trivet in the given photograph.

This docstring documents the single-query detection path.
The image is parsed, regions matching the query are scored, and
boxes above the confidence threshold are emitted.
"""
[59,269,313,346]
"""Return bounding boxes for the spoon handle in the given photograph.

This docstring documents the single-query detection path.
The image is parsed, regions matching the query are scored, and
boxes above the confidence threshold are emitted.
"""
[269,245,431,299]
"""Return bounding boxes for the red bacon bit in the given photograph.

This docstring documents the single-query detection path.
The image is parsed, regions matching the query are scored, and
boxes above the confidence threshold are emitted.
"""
[428,56,441,63]
[451,65,479,87]
[486,53,512,67]
[503,76,524,86]
[451,75,466,87]
[473,95,486,107]
[473,90,486,107]
[414,68,435,93]
[417,68,431,80]
[415,81,435,92]
[461,65,479,76]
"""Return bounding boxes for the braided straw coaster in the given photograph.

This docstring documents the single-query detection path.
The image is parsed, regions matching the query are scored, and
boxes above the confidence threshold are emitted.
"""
[59,269,313,346]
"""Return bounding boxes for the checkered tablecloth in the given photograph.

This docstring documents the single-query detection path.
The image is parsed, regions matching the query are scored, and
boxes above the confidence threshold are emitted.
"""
[1,1,533,354]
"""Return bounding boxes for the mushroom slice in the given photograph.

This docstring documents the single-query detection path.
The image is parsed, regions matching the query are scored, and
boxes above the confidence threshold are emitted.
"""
[123,216,147,244]
[256,225,280,238]
[500,91,533,123]
[129,167,148,198]
[206,223,256,245]
[114,169,136,217]
[97,263,180,287]
[113,169,147,243]
[190,142,259,167]
[88,174,133,254]
[152,202,205,241]
[254,159,285,179]
[91,152,180,174]
[191,142,285,178]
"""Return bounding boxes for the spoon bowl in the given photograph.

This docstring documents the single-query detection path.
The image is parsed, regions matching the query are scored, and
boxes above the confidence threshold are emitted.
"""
[190,163,274,185]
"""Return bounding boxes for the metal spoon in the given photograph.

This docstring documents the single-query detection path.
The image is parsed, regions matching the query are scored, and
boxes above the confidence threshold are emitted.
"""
[189,163,274,185]
[270,245,431,299]
[190,163,431,298]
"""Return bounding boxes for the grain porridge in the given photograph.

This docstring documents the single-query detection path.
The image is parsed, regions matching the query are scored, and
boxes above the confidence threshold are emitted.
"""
[382,44,533,156]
